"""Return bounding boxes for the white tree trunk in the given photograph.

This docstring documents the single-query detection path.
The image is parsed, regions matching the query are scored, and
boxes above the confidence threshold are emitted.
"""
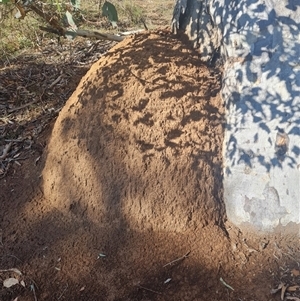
[173,0,300,233]
[172,0,220,62]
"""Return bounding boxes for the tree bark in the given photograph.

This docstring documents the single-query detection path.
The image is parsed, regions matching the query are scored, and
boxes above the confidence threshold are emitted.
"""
[172,0,300,232]
[172,0,220,62]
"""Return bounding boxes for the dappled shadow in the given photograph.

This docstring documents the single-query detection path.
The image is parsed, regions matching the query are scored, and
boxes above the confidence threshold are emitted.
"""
[216,1,300,229]
[0,30,299,300]
[215,1,300,169]
[33,32,230,299]
[173,0,300,170]
[47,31,226,232]
[172,0,300,230]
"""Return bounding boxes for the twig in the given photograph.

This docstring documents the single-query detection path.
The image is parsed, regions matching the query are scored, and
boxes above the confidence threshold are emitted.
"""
[1,254,23,263]
[119,29,145,36]
[75,29,124,42]
[220,277,234,291]
[57,284,68,300]
[137,285,162,295]
[30,284,38,301]
[48,75,63,89]
[4,139,24,142]
[7,99,38,113]
[9,157,28,162]
[39,26,125,42]
[141,18,148,31]
[0,268,22,275]
[0,142,12,160]
[163,251,191,267]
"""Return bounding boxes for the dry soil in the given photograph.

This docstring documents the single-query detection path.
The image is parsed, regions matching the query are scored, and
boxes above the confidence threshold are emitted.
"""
[0,31,299,301]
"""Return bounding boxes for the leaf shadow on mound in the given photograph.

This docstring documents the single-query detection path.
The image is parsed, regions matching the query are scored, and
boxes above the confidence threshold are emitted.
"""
[25,33,238,299]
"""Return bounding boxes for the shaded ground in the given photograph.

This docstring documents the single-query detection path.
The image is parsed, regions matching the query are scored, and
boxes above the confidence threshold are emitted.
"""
[0,37,116,177]
[0,31,299,301]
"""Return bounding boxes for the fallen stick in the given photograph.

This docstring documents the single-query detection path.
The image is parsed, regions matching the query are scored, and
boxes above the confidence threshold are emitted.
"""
[48,74,63,89]
[163,251,191,267]
[8,99,38,113]
[0,142,12,160]
[220,277,234,291]
[137,285,162,295]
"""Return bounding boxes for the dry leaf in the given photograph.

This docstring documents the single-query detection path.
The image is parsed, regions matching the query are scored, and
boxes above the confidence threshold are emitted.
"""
[0,268,22,275]
[281,284,287,300]
[35,156,41,165]
[20,280,26,287]
[79,286,85,292]
[287,285,300,292]
[3,277,19,288]
[291,269,300,277]
[286,297,300,301]
[9,268,22,276]
[14,161,21,166]
[220,277,235,291]
[271,282,285,294]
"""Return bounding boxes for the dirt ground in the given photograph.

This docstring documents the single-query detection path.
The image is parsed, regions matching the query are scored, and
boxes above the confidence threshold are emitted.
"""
[0,31,300,301]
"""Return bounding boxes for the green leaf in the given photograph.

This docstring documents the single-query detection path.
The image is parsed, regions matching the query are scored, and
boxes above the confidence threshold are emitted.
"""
[0,0,11,4]
[63,11,78,30]
[102,1,118,26]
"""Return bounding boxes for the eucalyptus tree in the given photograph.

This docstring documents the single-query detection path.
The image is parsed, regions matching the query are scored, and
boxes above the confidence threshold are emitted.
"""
[172,0,300,232]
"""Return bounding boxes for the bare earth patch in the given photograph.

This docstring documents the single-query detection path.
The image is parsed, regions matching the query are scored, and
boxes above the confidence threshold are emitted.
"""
[0,31,299,301]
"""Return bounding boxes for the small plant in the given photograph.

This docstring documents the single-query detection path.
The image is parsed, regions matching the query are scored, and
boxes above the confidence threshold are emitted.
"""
[0,0,122,41]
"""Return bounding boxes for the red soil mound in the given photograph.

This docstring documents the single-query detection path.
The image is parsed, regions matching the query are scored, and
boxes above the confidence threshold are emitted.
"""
[41,31,229,300]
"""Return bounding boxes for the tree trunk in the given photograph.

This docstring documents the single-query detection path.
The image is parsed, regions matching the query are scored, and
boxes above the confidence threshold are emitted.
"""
[172,0,220,62]
[173,0,300,233]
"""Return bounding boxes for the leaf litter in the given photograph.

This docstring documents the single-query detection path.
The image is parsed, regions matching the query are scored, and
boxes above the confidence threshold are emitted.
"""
[271,265,300,300]
[0,38,115,178]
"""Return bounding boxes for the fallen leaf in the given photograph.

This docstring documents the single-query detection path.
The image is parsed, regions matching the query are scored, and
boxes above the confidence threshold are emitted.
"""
[79,286,85,292]
[3,278,19,288]
[97,253,106,259]
[220,277,234,291]
[291,269,300,277]
[286,297,300,301]
[35,156,41,165]
[0,268,22,275]
[271,282,285,294]
[20,280,26,287]
[287,285,300,292]
[14,161,21,166]
[10,268,22,276]
[281,284,287,300]
[164,278,171,284]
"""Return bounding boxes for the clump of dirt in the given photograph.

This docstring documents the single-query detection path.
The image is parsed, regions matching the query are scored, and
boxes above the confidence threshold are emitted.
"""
[0,31,299,301]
